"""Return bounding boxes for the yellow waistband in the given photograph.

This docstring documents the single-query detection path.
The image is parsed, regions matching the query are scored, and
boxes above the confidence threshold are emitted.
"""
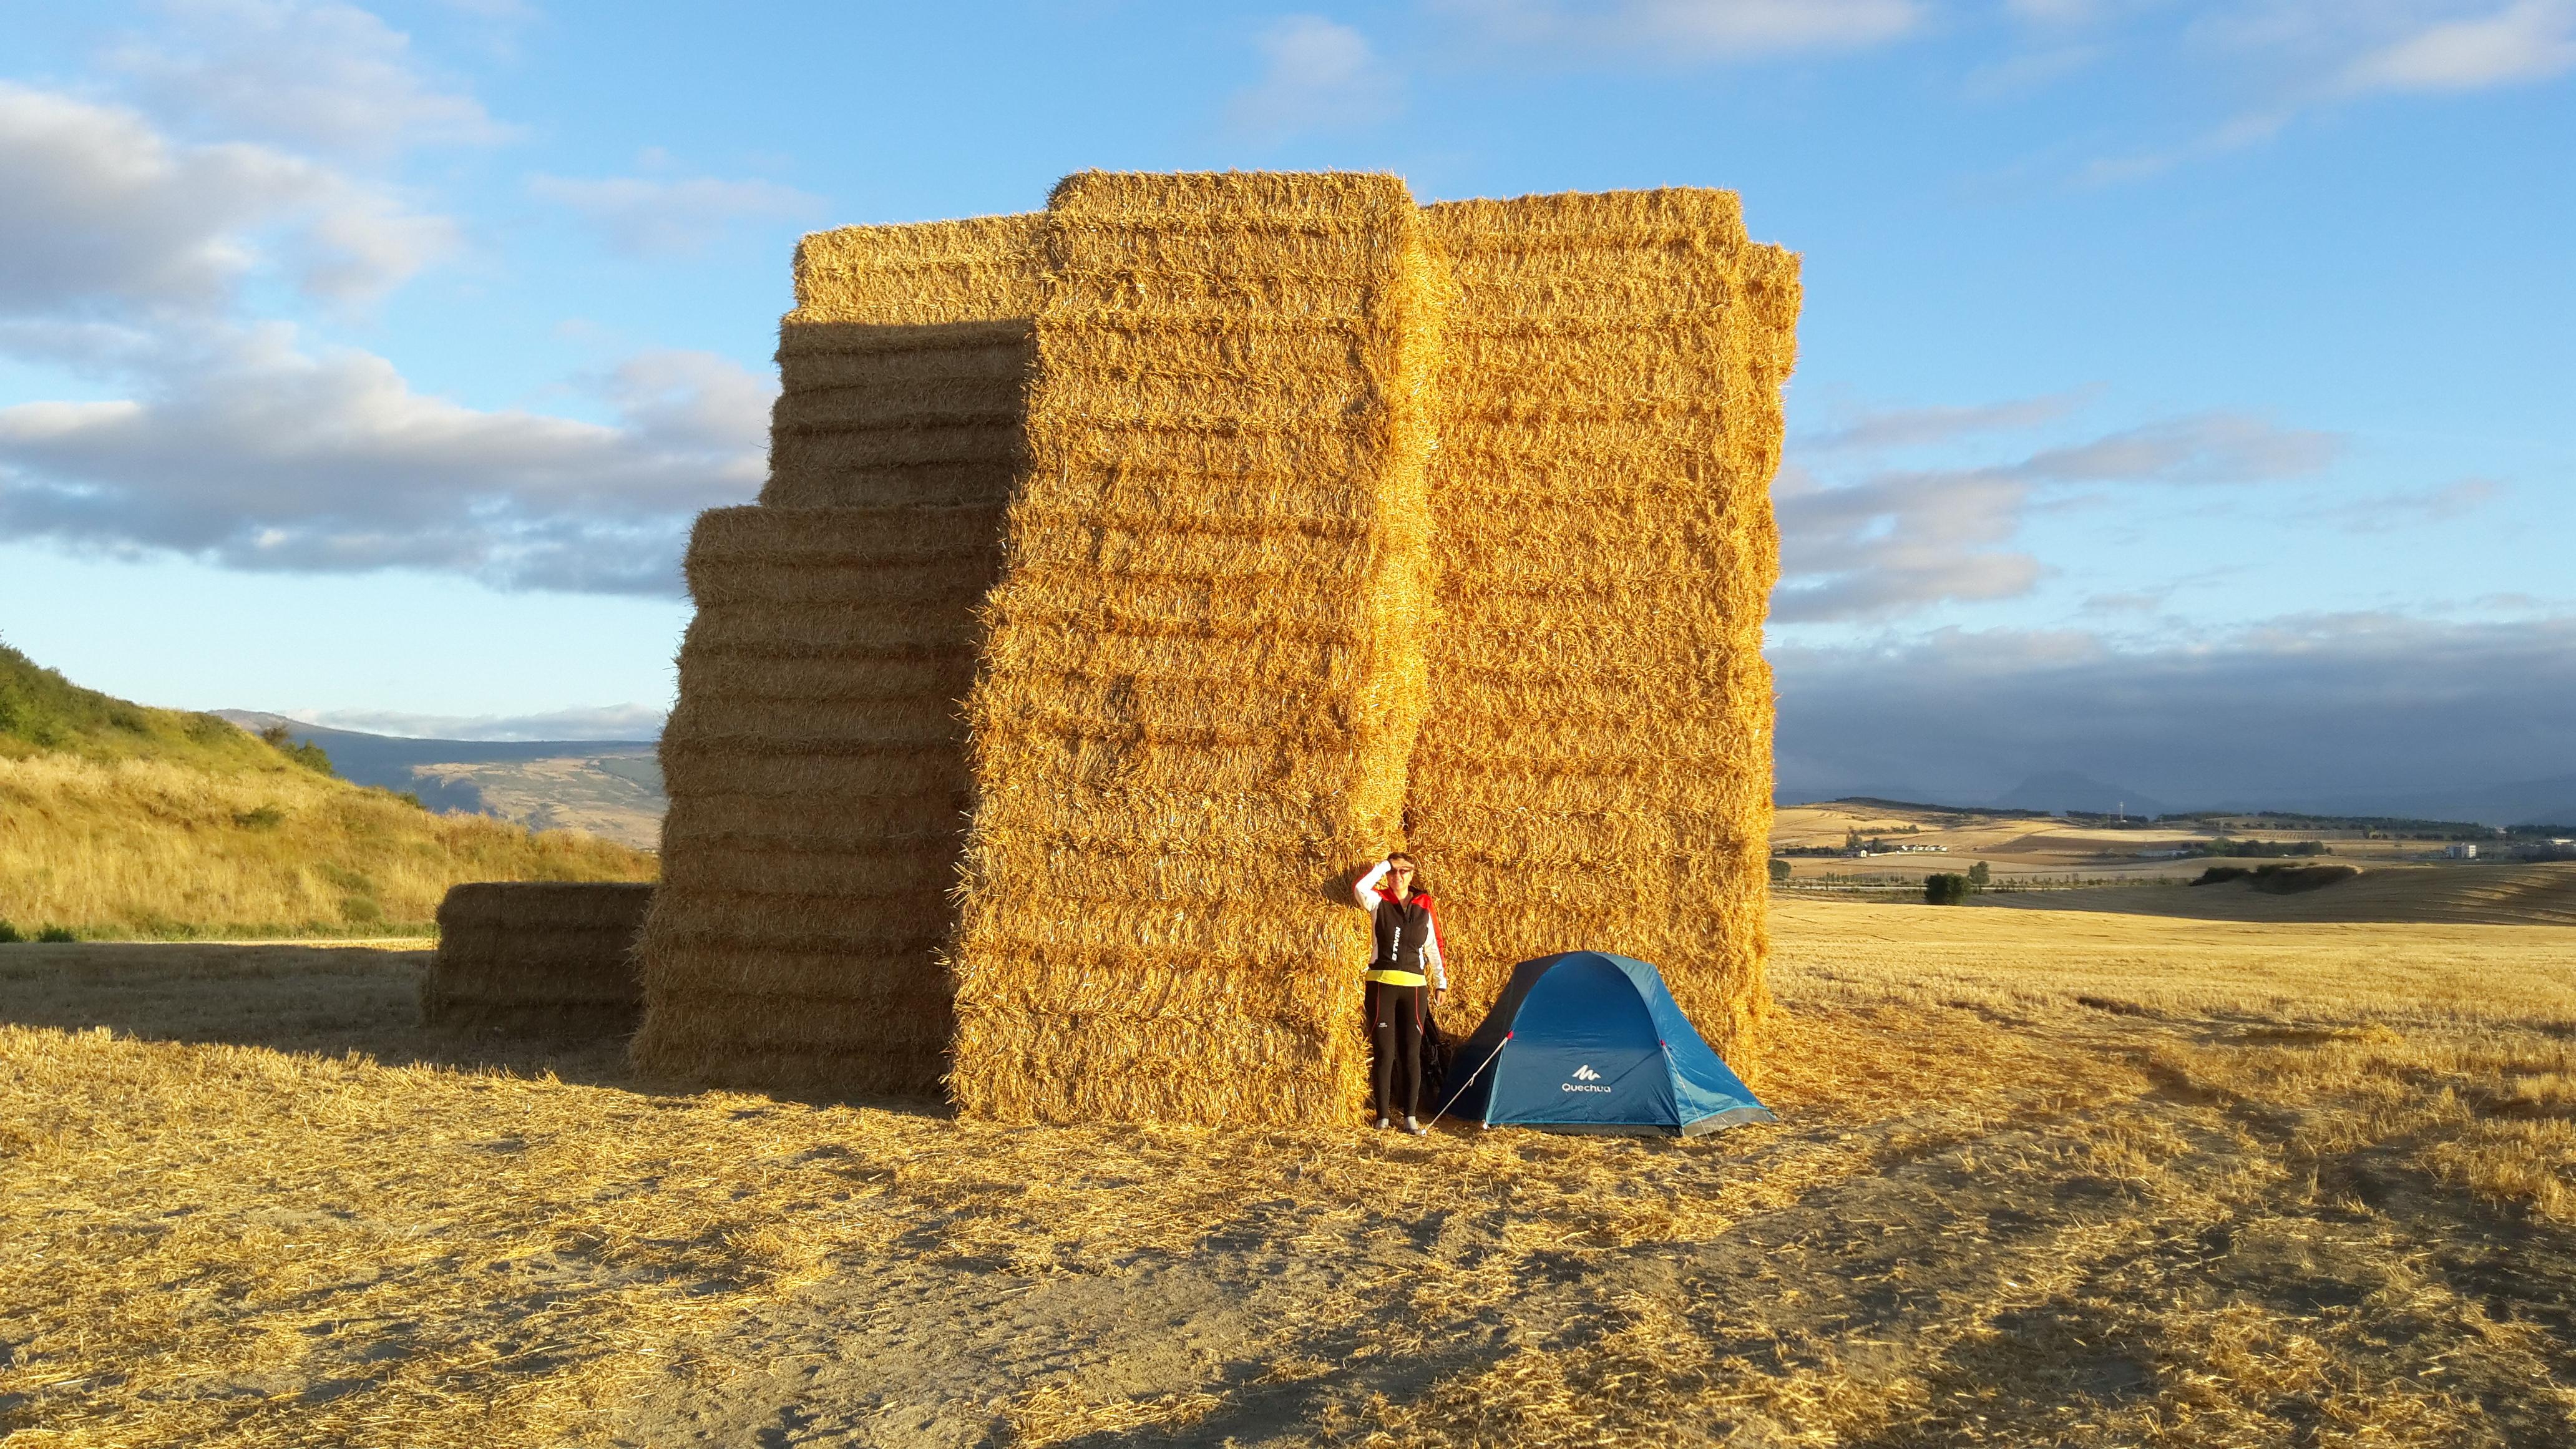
[1364,968,1427,987]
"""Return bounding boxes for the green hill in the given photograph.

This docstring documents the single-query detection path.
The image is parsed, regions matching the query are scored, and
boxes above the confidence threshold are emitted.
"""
[0,641,655,940]
[0,642,296,771]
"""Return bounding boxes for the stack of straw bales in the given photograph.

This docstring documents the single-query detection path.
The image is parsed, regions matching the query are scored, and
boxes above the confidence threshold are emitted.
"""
[946,172,1445,1126]
[635,172,1797,1122]
[763,215,1046,510]
[1405,192,1800,1071]
[425,882,653,1034]
[628,217,1044,1093]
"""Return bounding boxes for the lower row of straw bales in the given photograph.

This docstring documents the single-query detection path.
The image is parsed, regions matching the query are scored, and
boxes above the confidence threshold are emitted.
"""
[633,170,1799,1125]
[627,504,1000,1092]
[425,882,653,1033]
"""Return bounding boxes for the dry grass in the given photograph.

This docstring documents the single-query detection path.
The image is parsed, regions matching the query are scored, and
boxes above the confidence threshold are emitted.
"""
[6,902,2572,1445]
[1769,892,2576,1024]
[1983,862,2576,926]
[0,754,652,939]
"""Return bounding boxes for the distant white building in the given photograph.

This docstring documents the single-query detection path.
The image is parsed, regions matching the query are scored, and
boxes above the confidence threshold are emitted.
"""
[2444,842,2477,859]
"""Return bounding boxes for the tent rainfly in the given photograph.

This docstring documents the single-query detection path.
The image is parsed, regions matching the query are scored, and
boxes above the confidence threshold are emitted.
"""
[1439,951,1773,1136]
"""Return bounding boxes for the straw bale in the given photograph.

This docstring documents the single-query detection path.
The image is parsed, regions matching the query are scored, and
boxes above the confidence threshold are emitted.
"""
[630,500,1006,1095]
[1408,189,1799,1080]
[424,882,652,1033]
[947,171,1447,1126]
[763,213,1045,510]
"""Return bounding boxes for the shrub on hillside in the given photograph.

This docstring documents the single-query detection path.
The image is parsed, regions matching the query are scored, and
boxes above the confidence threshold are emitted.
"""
[1,641,276,769]
[2192,837,2331,859]
[1925,873,1972,905]
[0,920,21,944]
[2248,863,2361,895]
[2194,862,2359,894]
[256,723,336,776]
[1769,857,1792,885]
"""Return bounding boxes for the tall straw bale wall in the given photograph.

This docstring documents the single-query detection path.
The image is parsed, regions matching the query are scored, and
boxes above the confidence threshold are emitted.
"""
[630,216,1043,1093]
[1407,190,1800,1078]
[426,882,653,1034]
[945,172,1447,1125]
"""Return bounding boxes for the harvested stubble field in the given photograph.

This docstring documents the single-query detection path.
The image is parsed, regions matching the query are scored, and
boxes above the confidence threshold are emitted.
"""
[4,902,2573,1447]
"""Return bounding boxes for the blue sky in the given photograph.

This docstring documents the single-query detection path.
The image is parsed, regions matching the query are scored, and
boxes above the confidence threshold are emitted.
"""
[1,1,2569,805]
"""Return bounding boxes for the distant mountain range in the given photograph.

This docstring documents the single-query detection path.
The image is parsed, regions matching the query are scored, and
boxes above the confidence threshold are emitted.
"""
[1988,771,2171,819]
[1785,769,2576,829]
[213,713,2576,846]
[216,712,664,851]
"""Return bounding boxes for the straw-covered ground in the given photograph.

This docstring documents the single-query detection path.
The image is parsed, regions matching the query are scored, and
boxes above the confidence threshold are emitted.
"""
[5,900,2573,1447]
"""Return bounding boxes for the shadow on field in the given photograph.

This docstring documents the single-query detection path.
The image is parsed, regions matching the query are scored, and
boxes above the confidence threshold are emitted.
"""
[0,942,648,1081]
[0,942,962,1116]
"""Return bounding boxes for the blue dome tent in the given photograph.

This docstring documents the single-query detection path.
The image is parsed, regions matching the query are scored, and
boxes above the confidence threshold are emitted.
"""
[1438,951,1773,1136]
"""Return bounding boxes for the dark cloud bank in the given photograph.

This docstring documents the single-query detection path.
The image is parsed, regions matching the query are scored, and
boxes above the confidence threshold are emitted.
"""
[1773,615,2576,824]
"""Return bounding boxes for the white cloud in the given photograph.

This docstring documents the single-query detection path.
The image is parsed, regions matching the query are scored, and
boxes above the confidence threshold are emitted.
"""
[2013,412,2341,483]
[1433,0,1925,59]
[1227,16,1403,140]
[1774,404,2342,622]
[2333,477,2504,532]
[2006,0,2107,21]
[0,81,454,312]
[0,16,768,600]
[2089,2,2576,182]
[1798,389,2097,453]
[2342,0,2576,92]
[109,0,509,155]
[528,172,822,258]
[0,325,769,595]
[1775,462,2050,621]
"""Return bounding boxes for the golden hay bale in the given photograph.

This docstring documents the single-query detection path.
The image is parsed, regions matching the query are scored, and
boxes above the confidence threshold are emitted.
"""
[1406,190,1800,1080]
[632,214,1043,1095]
[628,504,1005,1093]
[425,881,653,1033]
[945,171,1447,1126]
[764,213,1045,510]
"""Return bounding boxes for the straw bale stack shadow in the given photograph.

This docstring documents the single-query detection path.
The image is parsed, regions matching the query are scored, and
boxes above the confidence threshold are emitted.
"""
[1408,191,1800,1077]
[628,217,1045,1095]
[425,882,653,1036]
[632,170,1797,1123]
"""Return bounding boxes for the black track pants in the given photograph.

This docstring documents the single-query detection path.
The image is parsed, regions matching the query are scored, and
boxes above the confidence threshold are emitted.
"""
[1367,980,1424,1121]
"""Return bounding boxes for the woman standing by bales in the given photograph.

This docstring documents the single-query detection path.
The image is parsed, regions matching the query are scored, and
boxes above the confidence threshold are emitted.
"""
[1352,854,1447,1133]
